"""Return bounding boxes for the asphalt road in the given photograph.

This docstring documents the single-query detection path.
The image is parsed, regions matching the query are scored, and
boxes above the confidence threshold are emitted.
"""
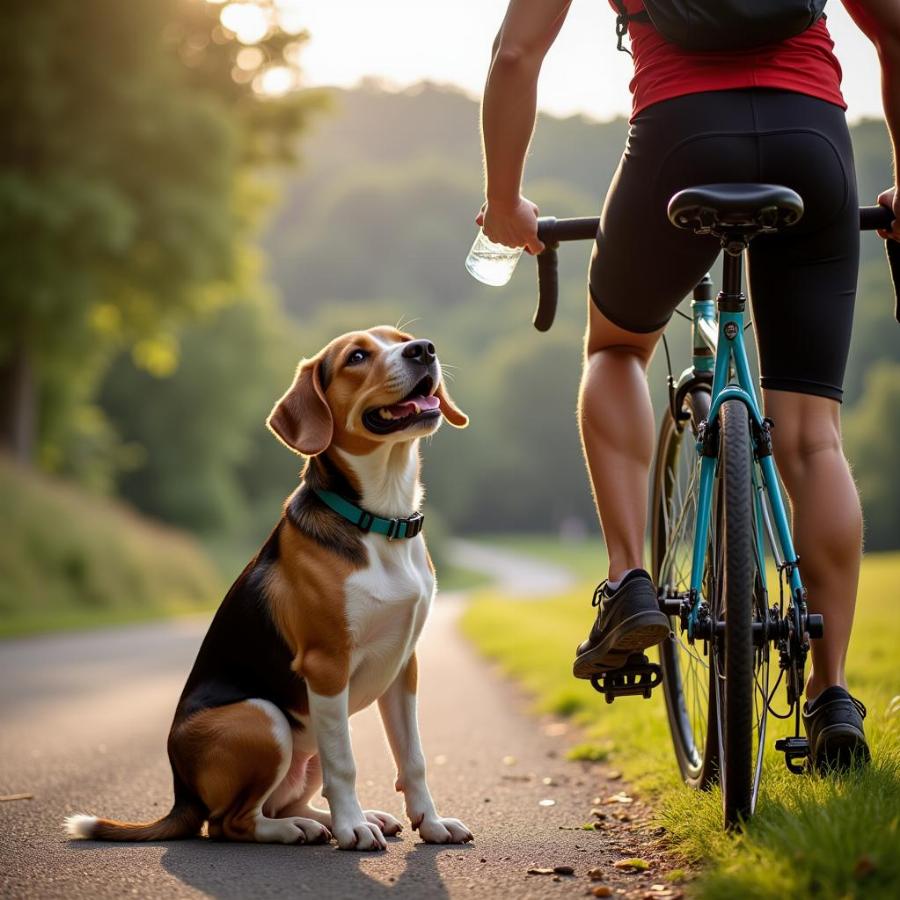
[1,572,677,899]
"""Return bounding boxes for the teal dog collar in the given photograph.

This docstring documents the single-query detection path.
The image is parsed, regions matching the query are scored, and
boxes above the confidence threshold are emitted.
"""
[314,489,424,540]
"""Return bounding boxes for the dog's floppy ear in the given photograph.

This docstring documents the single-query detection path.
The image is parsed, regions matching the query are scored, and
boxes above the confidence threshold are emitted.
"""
[267,356,334,456]
[435,380,468,428]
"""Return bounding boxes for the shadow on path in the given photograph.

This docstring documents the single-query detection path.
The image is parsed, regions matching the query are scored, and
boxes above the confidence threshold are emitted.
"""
[69,837,478,899]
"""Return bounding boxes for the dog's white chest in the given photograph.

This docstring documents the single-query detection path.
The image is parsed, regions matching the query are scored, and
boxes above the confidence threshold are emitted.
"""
[344,534,434,712]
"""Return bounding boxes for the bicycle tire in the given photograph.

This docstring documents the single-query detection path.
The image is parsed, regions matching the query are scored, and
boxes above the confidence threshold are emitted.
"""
[716,399,755,828]
[652,387,719,788]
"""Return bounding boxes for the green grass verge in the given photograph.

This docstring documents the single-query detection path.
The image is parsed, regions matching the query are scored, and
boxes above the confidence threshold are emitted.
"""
[0,457,221,638]
[462,543,900,899]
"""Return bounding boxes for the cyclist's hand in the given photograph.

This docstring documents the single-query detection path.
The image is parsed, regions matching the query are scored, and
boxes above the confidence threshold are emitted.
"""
[476,196,545,255]
[876,186,900,242]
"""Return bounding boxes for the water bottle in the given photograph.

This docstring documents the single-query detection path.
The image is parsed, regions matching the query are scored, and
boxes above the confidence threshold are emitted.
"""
[464,229,524,286]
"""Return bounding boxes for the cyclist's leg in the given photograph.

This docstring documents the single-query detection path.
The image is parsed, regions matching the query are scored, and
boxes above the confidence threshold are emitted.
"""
[762,390,861,699]
[580,302,663,580]
[748,91,861,703]
[584,93,746,581]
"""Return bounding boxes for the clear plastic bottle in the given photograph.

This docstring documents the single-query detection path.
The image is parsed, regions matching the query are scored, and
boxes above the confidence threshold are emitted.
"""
[464,229,524,286]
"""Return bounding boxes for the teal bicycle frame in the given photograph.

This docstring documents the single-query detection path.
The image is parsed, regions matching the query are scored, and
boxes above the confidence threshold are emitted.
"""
[678,250,806,637]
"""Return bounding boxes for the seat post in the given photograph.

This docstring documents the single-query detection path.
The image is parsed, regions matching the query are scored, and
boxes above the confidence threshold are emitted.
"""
[718,234,748,312]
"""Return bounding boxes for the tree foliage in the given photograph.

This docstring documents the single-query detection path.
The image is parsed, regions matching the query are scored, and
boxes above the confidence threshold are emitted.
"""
[0,0,323,460]
[845,363,900,550]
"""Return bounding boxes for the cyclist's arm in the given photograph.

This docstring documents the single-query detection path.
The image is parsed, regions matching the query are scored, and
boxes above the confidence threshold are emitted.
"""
[480,0,571,250]
[842,0,900,234]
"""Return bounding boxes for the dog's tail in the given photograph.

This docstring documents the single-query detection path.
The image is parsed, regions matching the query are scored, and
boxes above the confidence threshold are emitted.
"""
[64,802,204,842]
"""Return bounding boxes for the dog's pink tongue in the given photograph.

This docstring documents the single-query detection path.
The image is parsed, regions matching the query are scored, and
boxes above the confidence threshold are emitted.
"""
[386,395,441,417]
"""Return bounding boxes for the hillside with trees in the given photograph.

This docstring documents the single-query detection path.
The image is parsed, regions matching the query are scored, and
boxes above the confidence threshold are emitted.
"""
[4,68,898,565]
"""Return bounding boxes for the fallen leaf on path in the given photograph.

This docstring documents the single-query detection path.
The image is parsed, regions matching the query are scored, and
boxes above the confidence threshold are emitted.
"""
[527,867,555,875]
[587,867,604,881]
[502,755,517,766]
[606,770,623,780]
[590,887,613,897]
[613,858,650,871]
[538,799,556,807]
[606,792,634,804]
[553,865,575,876]
[542,776,557,786]
[0,794,33,802]
[590,808,607,819]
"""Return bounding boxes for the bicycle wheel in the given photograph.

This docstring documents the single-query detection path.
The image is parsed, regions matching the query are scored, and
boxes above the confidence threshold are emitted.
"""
[652,387,719,789]
[713,398,757,827]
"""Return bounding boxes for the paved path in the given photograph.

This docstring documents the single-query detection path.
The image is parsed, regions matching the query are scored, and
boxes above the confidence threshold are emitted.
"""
[0,551,675,900]
[448,539,576,598]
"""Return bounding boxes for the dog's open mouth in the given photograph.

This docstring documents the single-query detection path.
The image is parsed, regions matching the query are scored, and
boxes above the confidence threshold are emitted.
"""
[363,376,441,435]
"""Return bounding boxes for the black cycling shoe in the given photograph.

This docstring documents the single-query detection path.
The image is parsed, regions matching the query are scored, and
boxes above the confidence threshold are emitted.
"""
[573,569,670,679]
[802,686,871,773]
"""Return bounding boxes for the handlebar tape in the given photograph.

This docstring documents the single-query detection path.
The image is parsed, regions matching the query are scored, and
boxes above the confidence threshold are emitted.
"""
[859,205,894,231]
[534,247,559,332]
[859,206,900,324]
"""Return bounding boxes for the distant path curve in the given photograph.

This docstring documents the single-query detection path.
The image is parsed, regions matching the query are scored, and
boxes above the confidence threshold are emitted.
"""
[448,538,577,597]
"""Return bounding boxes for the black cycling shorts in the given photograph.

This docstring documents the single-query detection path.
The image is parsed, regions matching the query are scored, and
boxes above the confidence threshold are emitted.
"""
[589,89,859,402]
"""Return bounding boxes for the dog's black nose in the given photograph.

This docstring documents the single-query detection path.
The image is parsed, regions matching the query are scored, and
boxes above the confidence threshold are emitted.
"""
[402,340,436,366]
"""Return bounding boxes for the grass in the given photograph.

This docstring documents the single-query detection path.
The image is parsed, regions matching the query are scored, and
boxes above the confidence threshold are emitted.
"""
[461,539,900,899]
[0,456,222,637]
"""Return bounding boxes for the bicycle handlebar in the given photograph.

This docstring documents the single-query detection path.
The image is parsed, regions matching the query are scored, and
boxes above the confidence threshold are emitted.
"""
[532,205,896,332]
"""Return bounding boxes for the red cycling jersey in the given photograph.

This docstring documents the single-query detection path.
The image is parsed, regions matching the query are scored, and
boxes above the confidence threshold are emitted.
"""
[610,1,846,119]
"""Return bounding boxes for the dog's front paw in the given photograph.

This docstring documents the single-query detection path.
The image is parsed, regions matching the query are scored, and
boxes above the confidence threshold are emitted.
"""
[332,817,387,851]
[414,815,474,844]
[364,809,403,836]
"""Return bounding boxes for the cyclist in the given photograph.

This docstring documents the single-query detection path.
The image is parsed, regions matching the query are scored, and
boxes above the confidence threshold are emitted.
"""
[476,0,900,770]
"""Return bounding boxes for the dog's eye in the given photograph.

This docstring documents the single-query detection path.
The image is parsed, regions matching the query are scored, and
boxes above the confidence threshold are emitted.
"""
[346,349,368,366]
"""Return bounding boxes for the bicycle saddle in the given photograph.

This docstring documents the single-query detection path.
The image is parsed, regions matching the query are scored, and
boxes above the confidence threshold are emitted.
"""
[668,184,804,235]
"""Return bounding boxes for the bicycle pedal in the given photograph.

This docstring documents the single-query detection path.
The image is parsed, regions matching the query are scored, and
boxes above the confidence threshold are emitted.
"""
[775,736,810,775]
[589,654,662,704]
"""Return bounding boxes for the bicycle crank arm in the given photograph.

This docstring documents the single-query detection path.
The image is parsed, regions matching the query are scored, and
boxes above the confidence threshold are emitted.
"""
[589,654,662,704]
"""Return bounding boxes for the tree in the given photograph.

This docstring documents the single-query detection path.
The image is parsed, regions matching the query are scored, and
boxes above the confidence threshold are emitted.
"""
[0,0,323,462]
[844,363,900,550]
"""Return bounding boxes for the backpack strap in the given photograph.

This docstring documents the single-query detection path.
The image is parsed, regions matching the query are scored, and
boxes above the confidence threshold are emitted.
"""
[610,1,651,55]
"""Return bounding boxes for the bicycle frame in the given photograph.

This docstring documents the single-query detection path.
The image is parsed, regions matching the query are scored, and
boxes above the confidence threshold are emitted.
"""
[682,250,805,637]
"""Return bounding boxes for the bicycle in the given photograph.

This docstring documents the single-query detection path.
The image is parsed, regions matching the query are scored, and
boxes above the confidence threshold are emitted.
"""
[530,187,893,828]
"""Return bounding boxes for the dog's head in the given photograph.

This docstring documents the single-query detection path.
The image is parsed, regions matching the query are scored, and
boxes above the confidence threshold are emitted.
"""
[267,326,467,456]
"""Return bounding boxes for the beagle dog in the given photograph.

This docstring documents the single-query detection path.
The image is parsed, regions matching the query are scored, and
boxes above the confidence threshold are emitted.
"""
[65,326,472,851]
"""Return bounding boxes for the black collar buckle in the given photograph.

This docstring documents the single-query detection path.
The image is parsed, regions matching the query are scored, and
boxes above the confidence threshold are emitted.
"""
[387,511,424,541]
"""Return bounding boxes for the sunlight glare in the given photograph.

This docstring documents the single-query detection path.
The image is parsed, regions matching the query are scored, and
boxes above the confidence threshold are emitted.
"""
[220,3,270,45]
[253,65,297,97]
[236,46,265,71]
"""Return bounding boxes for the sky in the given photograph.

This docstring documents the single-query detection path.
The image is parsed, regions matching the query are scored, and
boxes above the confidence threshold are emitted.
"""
[296,0,883,123]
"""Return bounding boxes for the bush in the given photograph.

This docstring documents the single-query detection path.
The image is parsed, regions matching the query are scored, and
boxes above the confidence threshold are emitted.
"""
[0,455,220,635]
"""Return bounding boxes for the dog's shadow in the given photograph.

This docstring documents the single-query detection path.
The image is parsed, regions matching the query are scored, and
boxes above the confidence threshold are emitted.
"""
[70,836,474,898]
